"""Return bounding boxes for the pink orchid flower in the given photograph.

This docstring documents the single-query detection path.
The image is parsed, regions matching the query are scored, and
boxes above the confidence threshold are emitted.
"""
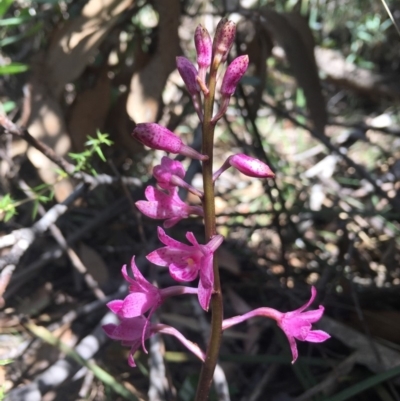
[136,186,203,228]
[222,287,330,363]
[153,156,186,191]
[108,257,198,319]
[107,257,163,319]
[153,157,203,197]
[147,227,224,311]
[103,316,205,367]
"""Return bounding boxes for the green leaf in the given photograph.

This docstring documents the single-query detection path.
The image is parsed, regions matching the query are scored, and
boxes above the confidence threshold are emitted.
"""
[0,63,29,75]
[0,16,31,26]
[95,147,106,161]
[32,200,39,220]
[0,0,14,18]
[1,101,16,113]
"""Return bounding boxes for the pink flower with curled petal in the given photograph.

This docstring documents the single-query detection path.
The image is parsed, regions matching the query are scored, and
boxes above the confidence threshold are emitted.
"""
[132,123,207,161]
[277,286,330,363]
[213,153,275,182]
[136,186,203,228]
[153,156,185,191]
[103,316,205,367]
[107,256,162,319]
[222,287,330,363]
[147,227,224,311]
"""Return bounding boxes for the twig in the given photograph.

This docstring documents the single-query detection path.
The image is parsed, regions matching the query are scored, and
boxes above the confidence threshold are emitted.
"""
[5,312,143,401]
[3,196,129,300]
[0,183,88,304]
[262,99,400,212]
[0,114,141,189]
[18,179,105,300]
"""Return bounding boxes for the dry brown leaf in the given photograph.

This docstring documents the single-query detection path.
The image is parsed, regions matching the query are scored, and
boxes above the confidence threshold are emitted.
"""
[68,68,111,152]
[315,47,400,99]
[22,0,134,200]
[45,0,134,98]
[126,0,180,123]
[260,8,327,134]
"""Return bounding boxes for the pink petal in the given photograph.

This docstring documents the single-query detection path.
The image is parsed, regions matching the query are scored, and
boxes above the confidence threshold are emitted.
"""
[147,247,192,268]
[287,334,299,364]
[294,286,317,314]
[186,231,199,247]
[161,156,185,178]
[164,216,182,228]
[107,299,123,314]
[119,292,156,318]
[128,340,142,367]
[144,185,157,201]
[304,330,331,343]
[298,306,325,323]
[128,257,151,289]
[157,227,190,250]
[281,316,312,340]
[169,262,199,282]
[198,278,213,311]
[107,317,146,341]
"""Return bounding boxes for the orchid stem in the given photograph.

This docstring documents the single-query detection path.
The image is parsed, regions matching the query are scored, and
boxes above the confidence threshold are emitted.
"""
[195,64,222,401]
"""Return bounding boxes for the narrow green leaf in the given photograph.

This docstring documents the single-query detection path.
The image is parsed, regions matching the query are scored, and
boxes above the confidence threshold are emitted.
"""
[0,16,31,26]
[0,63,29,75]
[32,200,39,220]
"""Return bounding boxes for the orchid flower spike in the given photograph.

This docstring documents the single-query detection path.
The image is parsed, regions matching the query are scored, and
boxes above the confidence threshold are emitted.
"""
[213,153,275,182]
[213,55,249,123]
[147,227,224,311]
[222,286,330,363]
[136,186,203,228]
[132,123,207,161]
[103,316,205,367]
[153,156,203,197]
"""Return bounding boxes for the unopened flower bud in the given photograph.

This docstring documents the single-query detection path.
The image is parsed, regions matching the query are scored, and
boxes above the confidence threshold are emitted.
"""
[213,153,275,181]
[211,55,249,123]
[176,57,199,96]
[221,55,249,97]
[176,57,204,121]
[212,18,236,68]
[229,154,275,178]
[195,25,212,83]
[132,123,208,161]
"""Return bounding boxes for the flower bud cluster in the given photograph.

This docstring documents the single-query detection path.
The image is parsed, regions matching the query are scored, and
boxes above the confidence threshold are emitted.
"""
[104,18,329,371]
